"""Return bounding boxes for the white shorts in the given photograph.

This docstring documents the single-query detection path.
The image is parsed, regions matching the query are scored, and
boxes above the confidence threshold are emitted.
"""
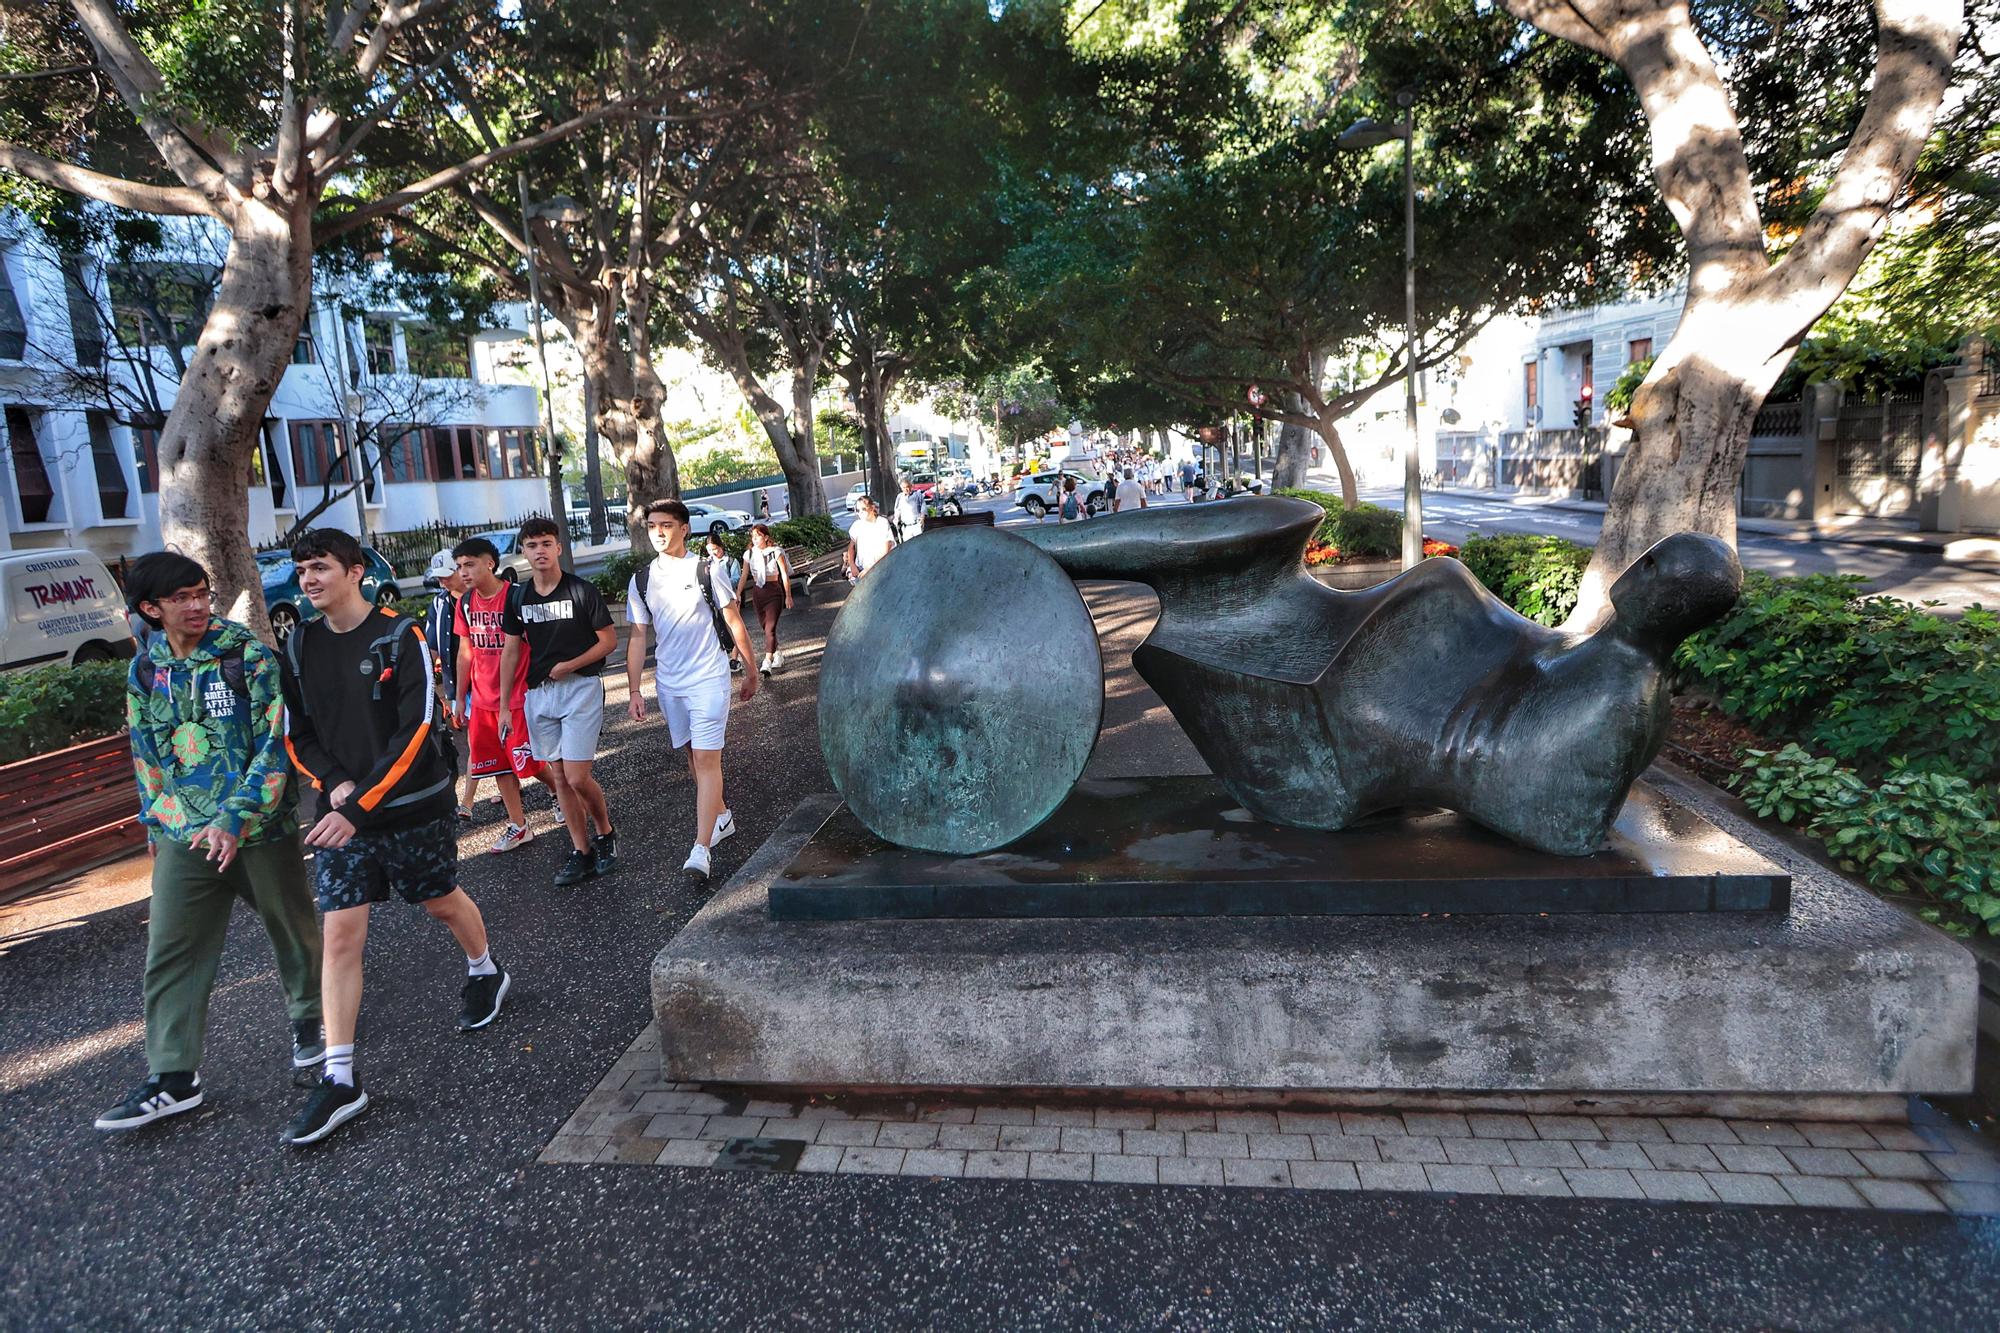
[523,674,606,764]
[658,674,730,751]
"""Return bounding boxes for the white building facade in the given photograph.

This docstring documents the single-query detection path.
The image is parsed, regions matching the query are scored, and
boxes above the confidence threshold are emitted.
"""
[0,213,545,564]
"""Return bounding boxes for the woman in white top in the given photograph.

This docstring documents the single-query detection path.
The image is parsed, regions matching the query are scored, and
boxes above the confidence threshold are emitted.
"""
[844,497,896,579]
[741,523,794,675]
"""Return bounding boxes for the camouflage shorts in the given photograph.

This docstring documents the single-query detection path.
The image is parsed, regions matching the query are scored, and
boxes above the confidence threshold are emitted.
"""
[313,815,458,913]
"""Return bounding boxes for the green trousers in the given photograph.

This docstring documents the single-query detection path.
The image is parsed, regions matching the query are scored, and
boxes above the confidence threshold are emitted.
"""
[144,834,323,1076]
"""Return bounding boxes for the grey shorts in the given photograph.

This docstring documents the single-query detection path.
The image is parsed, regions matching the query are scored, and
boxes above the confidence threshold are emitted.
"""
[524,674,606,764]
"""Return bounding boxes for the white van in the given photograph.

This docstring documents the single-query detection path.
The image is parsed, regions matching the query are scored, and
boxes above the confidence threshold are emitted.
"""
[0,548,138,669]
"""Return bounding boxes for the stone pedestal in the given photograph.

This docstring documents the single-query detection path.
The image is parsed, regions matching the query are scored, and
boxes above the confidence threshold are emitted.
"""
[654,785,1976,1101]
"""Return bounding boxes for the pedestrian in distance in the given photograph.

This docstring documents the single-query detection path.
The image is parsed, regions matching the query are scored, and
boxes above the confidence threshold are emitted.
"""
[1114,466,1148,514]
[625,500,760,882]
[496,518,619,889]
[703,533,746,675]
[892,475,924,544]
[452,536,544,853]
[426,563,477,822]
[95,553,325,1134]
[278,527,508,1146]
[1058,475,1089,523]
[742,523,794,675]
[844,496,896,580]
[1180,459,1199,503]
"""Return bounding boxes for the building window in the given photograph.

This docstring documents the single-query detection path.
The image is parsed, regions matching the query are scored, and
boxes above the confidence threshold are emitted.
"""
[86,411,130,519]
[6,407,55,523]
[291,332,317,365]
[262,423,289,508]
[427,425,482,481]
[0,257,26,360]
[492,428,537,479]
[290,419,345,489]
[362,319,398,376]
[63,260,106,368]
[1628,337,1652,364]
[132,416,164,493]
[404,324,470,379]
[382,426,428,483]
[1524,361,1539,416]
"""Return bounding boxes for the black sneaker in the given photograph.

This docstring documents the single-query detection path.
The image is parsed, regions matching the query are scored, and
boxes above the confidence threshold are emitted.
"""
[591,829,617,876]
[283,1076,369,1146]
[94,1073,202,1132]
[292,1018,326,1069]
[554,848,596,887]
[459,966,511,1031]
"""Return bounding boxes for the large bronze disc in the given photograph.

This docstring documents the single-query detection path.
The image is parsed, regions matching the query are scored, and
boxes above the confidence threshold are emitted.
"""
[818,525,1102,854]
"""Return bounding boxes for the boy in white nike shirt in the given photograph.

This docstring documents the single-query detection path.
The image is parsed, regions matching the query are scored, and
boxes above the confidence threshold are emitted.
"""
[625,499,759,879]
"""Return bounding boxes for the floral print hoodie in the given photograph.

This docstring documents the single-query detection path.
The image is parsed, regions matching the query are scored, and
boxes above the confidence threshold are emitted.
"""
[128,618,297,845]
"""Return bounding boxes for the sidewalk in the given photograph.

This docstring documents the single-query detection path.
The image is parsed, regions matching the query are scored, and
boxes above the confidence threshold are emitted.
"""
[1424,483,2000,565]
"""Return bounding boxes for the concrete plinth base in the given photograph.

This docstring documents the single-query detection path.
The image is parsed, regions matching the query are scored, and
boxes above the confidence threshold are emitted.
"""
[654,785,1977,1099]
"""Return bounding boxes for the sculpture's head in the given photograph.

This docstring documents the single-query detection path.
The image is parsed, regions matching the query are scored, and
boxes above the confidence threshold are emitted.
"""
[1606,532,1743,647]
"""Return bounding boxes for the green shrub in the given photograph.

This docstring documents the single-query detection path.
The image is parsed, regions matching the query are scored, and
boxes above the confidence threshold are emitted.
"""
[1676,572,2000,783]
[1457,533,1592,627]
[0,660,131,764]
[393,594,433,621]
[1275,490,1404,559]
[1733,744,2000,936]
[768,513,844,556]
[592,549,650,602]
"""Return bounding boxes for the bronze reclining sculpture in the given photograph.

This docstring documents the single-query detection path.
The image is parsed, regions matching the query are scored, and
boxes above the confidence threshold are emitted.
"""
[1019,498,1740,856]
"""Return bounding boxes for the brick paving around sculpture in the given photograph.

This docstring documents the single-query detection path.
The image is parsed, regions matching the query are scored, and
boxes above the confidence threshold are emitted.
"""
[543,1025,2000,1216]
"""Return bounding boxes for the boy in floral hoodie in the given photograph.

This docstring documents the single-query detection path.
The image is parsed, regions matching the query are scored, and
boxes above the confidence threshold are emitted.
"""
[95,552,324,1133]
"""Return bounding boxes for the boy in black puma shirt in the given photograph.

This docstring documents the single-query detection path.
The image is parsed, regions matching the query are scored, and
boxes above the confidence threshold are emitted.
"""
[278,528,509,1146]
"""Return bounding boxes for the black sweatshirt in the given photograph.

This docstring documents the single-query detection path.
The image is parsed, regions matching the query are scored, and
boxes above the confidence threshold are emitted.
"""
[281,607,453,831]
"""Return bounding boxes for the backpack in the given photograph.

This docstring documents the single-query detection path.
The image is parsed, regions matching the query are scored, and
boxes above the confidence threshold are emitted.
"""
[634,557,734,654]
[136,643,249,705]
[1060,492,1081,520]
[286,612,460,779]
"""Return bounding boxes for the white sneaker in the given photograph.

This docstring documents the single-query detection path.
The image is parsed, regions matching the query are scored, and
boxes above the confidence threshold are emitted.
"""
[770,651,785,669]
[759,653,773,676]
[682,843,711,880]
[711,809,736,846]
[491,822,533,854]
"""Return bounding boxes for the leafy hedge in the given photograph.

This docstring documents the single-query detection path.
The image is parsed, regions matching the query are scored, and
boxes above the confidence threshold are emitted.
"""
[1456,533,1592,627]
[1676,572,2000,784]
[1275,490,1403,559]
[0,660,131,764]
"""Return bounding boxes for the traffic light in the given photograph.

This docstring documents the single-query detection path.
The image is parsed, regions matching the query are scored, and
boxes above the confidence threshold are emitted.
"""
[1573,384,1594,430]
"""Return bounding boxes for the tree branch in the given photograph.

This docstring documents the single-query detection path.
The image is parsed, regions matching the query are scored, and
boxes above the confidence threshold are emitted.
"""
[0,141,212,215]
[66,0,235,191]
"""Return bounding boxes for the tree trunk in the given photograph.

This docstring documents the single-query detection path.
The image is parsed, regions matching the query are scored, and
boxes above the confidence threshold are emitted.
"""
[1311,412,1358,508]
[787,364,827,519]
[623,277,680,533]
[158,199,311,641]
[1570,308,1785,626]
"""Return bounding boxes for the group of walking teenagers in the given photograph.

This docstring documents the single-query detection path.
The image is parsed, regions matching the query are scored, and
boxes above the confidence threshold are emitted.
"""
[96,498,776,1147]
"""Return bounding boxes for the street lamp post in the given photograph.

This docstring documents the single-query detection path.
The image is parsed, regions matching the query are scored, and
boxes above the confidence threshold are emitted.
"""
[517,173,587,568]
[1338,93,1425,569]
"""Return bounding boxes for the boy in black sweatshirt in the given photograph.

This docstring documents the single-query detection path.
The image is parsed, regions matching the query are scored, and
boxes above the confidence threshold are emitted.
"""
[278,528,509,1146]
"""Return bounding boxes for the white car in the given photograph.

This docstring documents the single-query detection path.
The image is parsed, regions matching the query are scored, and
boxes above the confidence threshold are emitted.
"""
[684,500,753,536]
[0,548,137,668]
[1014,470,1108,518]
[424,528,531,588]
[842,484,871,514]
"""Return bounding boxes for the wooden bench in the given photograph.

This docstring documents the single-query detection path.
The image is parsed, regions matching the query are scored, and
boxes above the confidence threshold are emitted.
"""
[784,543,847,594]
[0,733,145,901]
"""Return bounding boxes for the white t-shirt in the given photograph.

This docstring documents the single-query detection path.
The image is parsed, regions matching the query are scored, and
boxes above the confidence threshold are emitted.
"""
[627,553,733,693]
[850,515,895,572]
[1115,478,1146,510]
[893,493,924,529]
[745,543,785,589]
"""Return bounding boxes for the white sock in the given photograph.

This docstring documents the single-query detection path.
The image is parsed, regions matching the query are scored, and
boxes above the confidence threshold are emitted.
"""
[325,1044,356,1087]
[467,951,498,977]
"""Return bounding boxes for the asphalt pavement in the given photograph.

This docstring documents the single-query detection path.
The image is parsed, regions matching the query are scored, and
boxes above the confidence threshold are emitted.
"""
[3,565,1999,1330]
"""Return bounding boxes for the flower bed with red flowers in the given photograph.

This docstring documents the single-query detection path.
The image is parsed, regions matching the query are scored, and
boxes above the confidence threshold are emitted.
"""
[1303,537,1458,566]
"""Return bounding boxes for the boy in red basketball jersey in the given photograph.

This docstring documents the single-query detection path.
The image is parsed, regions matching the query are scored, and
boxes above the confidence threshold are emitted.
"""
[451,537,542,852]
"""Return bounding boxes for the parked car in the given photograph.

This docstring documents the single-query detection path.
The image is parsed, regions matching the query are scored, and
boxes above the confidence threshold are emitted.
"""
[263,546,400,640]
[1014,470,1108,518]
[683,500,753,537]
[423,528,532,589]
[842,483,871,514]
[0,548,137,669]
